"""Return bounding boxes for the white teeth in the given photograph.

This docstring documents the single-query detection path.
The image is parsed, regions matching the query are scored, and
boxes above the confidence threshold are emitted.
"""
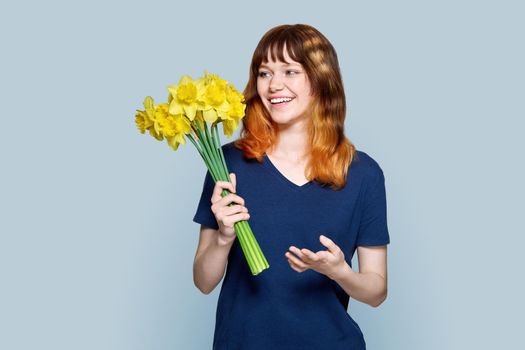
[270,97,293,104]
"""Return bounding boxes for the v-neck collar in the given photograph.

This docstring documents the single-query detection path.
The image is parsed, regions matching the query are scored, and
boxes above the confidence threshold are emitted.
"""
[263,154,314,191]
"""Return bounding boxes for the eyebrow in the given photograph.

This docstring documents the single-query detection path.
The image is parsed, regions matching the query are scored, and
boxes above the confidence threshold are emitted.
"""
[259,62,302,69]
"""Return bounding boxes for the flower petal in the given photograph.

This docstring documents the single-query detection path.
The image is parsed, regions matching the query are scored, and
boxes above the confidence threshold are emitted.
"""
[203,108,218,123]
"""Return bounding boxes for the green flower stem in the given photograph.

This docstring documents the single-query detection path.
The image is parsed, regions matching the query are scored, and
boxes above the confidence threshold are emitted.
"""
[188,134,215,179]
[190,129,218,183]
[194,122,211,164]
[196,121,222,181]
[198,127,264,274]
[210,123,268,273]
[206,122,226,182]
[211,123,231,183]
[235,222,264,274]
[187,133,202,156]
[191,120,269,276]
[213,123,231,182]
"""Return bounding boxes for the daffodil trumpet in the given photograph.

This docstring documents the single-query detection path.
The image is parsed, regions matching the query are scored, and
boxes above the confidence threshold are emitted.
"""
[135,72,269,276]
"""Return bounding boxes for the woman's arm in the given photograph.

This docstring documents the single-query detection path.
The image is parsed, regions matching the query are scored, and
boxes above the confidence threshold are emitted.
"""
[333,245,388,307]
[193,224,235,294]
[193,173,249,294]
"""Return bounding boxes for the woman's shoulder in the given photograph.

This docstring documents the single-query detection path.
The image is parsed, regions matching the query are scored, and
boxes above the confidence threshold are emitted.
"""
[352,149,385,179]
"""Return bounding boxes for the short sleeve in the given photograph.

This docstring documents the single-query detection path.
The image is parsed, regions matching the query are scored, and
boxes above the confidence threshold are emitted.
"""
[356,166,390,246]
[192,170,219,230]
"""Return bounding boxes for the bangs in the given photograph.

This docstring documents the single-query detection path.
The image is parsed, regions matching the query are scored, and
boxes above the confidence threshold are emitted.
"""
[264,41,302,64]
[254,30,305,67]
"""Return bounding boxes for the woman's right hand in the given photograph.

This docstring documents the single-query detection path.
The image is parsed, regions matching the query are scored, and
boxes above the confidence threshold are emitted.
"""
[210,173,250,244]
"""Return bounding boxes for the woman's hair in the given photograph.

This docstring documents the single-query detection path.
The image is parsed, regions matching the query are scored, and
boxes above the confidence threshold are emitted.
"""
[234,24,357,190]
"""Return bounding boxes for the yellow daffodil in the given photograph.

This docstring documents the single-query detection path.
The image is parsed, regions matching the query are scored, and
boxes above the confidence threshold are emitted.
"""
[151,103,169,135]
[135,96,164,140]
[226,84,244,105]
[202,78,226,107]
[217,85,246,136]
[227,100,246,121]
[135,110,151,134]
[151,103,191,150]
[168,75,202,121]
[198,72,230,122]
[222,118,239,137]
[165,114,192,151]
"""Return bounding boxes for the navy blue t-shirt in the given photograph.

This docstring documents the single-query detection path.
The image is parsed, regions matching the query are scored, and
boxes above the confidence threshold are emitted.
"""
[193,141,390,350]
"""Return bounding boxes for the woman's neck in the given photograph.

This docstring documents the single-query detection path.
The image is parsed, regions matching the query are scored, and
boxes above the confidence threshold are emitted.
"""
[267,125,309,164]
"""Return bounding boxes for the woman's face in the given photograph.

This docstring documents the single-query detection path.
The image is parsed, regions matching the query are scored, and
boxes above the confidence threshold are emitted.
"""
[256,49,313,127]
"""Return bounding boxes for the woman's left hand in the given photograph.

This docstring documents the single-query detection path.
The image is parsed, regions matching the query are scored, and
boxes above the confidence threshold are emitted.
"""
[285,235,348,280]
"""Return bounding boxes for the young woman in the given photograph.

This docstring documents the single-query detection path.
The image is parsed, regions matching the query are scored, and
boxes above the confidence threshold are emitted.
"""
[192,24,390,350]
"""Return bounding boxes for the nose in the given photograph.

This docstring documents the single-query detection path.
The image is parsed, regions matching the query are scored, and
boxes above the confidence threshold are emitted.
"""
[269,73,284,92]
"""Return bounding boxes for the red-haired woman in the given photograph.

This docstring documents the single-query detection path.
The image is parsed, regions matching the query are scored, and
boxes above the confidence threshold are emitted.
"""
[193,24,390,350]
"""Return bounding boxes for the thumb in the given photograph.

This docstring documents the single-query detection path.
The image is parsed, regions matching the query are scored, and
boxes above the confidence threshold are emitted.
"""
[319,234,339,254]
[230,173,236,192]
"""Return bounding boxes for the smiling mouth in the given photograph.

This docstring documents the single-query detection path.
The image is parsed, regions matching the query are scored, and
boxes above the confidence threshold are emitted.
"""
[270,97,294,105]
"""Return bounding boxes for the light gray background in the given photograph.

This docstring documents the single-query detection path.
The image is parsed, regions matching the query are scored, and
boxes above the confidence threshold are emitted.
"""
[1,0,523,349]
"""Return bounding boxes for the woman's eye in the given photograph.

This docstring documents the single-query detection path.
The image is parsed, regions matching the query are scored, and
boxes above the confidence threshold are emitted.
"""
[286,70,299,76]
[258,71,271,78]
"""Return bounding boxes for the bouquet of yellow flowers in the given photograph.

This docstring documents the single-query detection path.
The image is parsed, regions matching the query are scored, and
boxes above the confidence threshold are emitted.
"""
[134,72,269,276]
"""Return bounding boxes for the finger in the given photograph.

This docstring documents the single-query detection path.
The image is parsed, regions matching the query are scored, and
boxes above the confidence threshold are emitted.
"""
[221,212,251,227]
[218,193,246,207]
[288,259,306,273]
[229,173,236,192]
[285,251,308,269]
[286,254,308,272]
[319,235,341,254]
[288,246,307,260]
[211,181,236,202]
[287,259,307,273]
[221,204,248,217]
[300,248,320,263]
